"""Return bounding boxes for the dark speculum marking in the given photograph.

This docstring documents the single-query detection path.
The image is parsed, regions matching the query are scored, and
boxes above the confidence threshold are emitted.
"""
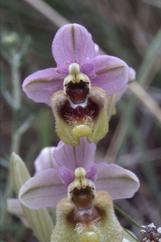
[67,187,105,225]
[65,80,89,104]
[71,25,76,58]
[59,97,99,124]
[96,65,122,75]
[67,206,104,225]
[71,186,94,209]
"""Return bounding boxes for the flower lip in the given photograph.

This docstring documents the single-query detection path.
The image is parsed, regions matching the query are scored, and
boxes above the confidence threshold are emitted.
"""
[66,192,106,229]
[59,97,100,124]
[71,186,95,209]
[67,199,103,226]
[51,87,109,144]
[67,185,103,227]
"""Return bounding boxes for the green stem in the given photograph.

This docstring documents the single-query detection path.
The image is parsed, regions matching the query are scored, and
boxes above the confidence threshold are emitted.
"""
[124,229,139,242]
[114,204,141,229]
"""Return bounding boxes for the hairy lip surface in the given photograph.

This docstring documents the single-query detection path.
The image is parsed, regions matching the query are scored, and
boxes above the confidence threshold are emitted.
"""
[59,97,99,124]
[67,205,104,226]
[67,187,104,226]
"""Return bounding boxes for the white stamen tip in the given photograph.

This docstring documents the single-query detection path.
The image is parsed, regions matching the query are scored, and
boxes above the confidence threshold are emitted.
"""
[69,63,80,75]
[75,167,86,178]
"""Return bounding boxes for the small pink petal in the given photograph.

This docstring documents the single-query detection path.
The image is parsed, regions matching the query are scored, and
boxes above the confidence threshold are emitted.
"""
[81,62,96,79]
[94,43,99,54]
[52,24,97,67]
[86,165,97,181]
[34,147,56,173]
[53,141,76,170]
[19,169,66,209]
[53,138,96,170]
[58,166,74,185]
[96,163,140,200]
[91,55,129,95]
[128,67,136,82]
[22,68,64,105]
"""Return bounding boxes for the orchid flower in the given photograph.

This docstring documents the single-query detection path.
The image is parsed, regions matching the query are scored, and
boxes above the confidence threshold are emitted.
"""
[22,23,135,145]
[51,191,124,242]
[8,145,139,242]
[19,138,140,210]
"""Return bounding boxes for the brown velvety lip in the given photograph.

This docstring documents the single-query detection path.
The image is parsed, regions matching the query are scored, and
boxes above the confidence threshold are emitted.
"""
[67,206,103,226]
[58,97,99,124]
[66,187,105,226]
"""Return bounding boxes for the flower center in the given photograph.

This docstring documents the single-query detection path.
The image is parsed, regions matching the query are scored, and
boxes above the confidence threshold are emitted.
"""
[64,63,91,105]
[66,168,105,233]
[75,167,87,186]
[68,167,96,208]
[59,97,99,124]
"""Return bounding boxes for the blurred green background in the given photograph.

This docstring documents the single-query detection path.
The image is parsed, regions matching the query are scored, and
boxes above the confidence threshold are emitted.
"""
[1,0,161,241]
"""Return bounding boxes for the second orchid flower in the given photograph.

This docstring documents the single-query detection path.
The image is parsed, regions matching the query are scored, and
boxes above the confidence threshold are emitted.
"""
[18,138,139,242]
[19,138,139,210]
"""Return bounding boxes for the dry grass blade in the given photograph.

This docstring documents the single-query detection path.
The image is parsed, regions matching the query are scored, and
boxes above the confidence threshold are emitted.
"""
[105,82,161,160]
[105,117,126,162]
[137,27,161,86]
[142,0,161,8]
[129,82,161,125]
[24,0,69,27]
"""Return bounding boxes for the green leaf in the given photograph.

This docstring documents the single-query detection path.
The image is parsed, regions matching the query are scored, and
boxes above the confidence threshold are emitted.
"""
[10,153,54,242]
[137,28,161,85]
